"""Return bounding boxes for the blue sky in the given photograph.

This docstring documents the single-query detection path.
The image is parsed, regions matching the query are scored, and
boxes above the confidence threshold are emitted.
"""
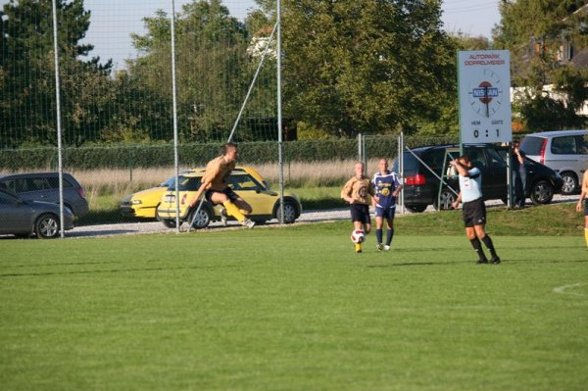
[1,0,502,70]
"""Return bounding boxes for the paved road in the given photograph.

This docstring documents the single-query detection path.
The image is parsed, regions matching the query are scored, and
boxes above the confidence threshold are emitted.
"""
[69,194,580,239]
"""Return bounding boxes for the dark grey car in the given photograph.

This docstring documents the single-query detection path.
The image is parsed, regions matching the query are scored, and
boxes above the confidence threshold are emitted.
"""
[0,189,75,238]
[0,172,89,218]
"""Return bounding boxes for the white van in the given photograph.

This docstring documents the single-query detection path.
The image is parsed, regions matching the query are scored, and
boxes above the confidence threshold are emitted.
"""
[520,129,588,194]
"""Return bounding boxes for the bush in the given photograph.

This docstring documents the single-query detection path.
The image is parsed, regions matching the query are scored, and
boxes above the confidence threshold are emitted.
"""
[0,135,458,171]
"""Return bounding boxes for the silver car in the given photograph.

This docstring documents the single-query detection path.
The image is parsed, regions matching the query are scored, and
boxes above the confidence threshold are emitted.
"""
[520,129,588,194]
[0,189,74,238]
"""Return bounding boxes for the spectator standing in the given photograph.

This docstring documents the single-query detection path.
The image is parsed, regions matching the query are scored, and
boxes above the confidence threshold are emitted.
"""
[512,141,527,208]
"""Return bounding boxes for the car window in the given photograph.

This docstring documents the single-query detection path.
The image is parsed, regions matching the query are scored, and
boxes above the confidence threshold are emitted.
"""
[486,148,505,166]
[575,135,588,155]
[0,179,16,193]
[465,148,486,169]
[175,176,201,191]
[46,176,74,189]
[229,174,260,191]
[161,177,176,187]
[551,136,577,154]
[400,152,422,175]
[422,149,447,174]
[30,178,52,191]
[520,136,544,155]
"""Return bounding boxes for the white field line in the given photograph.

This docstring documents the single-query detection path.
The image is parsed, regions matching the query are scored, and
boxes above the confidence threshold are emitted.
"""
[552,283,586,297]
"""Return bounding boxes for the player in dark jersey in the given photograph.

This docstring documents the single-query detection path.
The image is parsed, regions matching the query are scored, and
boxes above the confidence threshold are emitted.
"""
[372,158,403,252]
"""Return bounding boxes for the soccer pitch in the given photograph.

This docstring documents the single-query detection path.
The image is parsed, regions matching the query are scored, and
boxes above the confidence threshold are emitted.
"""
[1,222,587,390]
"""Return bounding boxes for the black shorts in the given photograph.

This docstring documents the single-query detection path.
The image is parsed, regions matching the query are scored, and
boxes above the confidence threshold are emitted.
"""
[462,198,486,227]
[205,187,239,203]
[584,199,588,216]
[350,204,371,225]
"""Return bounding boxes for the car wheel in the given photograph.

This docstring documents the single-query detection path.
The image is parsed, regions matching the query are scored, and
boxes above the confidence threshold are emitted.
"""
[529,180,554,205]
[161,219,177,228]
[405,204,427,213]
[35,213,60,239]
[189,206,212,229]
[434,188,456,211]
[559,172,578,195]
[276,201,298,224]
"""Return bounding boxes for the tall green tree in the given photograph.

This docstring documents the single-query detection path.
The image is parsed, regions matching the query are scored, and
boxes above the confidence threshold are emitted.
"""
[279,0,457,137]
[128,0,271,143]
[0,0,114,148]
[494,0,588,131]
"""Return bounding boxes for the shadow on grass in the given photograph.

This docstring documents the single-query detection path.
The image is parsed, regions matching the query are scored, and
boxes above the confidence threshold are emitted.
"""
[77,210,151,226]
[0,263,243,279]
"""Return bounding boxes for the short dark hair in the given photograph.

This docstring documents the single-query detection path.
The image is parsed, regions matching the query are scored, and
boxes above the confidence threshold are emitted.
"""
[221,142,238,155]
[458,155,471,164]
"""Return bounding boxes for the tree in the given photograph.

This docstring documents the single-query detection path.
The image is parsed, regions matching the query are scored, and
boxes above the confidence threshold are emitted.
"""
[494,0,588,131]
[128,0,274,143]
[279,0,457,137]
[0,0,114,148]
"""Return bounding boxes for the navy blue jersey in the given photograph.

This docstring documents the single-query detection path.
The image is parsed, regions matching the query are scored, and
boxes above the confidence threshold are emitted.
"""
[372,171,402,209]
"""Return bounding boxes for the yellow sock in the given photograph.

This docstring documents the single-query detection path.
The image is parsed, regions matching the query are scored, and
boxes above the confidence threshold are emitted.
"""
[585,228,588,247]
[223,201,247,223]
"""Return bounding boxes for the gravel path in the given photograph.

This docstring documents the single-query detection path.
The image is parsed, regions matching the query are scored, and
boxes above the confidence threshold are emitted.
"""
[69,194,580,239]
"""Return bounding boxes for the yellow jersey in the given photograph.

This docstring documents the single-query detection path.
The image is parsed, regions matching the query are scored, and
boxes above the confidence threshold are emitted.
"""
[341,176,374,205]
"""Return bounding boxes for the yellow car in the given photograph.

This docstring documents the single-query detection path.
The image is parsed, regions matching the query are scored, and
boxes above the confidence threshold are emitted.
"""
[156,166,302,229]
[120,171,197,219]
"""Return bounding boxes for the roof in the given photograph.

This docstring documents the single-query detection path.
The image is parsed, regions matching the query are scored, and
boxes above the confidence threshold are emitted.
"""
[523,129,588,138]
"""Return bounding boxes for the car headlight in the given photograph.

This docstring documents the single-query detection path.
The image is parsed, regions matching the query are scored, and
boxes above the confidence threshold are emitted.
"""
[131,199,142,205]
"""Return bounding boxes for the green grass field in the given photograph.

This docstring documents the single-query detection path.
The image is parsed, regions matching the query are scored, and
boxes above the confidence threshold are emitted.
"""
[1,206,587,390]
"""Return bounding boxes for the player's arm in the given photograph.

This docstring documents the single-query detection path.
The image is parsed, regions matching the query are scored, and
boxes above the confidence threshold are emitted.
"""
[450,159,470,177]
[392,176,403,197]
[188,179,212,208]
[341,179,355,204]
[452,191,462,209]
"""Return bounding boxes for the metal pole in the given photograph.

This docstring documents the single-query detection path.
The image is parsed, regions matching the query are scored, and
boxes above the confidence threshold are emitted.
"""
[507,143,513,208]
[277,0,284,224]
[399,132,405,214]
[51,0,64,238]
[171,0,181,232]
[228,21,278,143]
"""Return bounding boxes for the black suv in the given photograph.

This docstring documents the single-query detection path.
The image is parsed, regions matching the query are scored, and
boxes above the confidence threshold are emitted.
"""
[393,144,563,212]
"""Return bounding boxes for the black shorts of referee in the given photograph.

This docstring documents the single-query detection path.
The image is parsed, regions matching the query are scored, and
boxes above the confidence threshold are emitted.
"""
[205,187,239,203]
[462,198,486,227]
[350,203,371,225]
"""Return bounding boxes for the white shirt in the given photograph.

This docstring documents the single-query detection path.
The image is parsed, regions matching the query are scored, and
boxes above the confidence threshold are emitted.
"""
[459,166,483,203]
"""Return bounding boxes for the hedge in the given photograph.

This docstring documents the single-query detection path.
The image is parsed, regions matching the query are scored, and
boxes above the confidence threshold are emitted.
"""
[0,135,458,171]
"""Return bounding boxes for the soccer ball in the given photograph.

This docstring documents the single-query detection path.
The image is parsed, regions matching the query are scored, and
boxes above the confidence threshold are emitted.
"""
[350,229,365,243]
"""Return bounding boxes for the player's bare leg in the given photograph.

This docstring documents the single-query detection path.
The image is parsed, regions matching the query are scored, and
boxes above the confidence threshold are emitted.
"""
[466,226,488,264]
[471,224,500,264]
[210,192,254,228]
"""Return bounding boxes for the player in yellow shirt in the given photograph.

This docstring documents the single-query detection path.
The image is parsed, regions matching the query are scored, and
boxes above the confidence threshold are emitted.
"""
[576,169,588,247]
[189,143,255,228]
[341,161,375,253]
